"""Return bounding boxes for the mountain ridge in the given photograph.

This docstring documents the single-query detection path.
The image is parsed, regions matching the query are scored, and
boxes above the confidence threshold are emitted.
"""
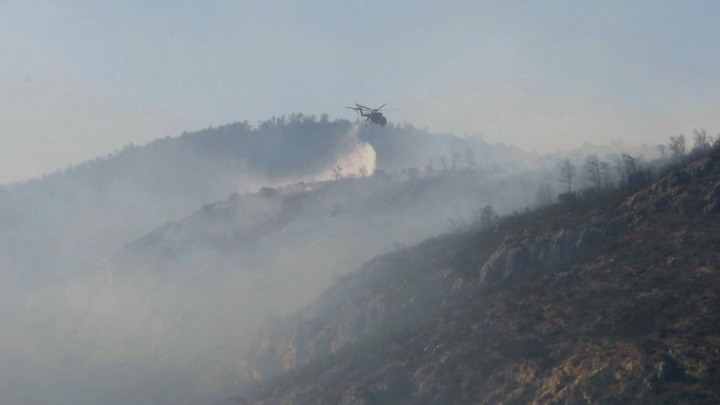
[0,116,525,281]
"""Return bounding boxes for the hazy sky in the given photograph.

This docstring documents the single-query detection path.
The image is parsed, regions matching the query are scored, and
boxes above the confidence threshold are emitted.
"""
[2,1,720,183]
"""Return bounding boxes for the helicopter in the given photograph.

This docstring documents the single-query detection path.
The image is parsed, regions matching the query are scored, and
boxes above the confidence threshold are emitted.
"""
[346,103,388,127]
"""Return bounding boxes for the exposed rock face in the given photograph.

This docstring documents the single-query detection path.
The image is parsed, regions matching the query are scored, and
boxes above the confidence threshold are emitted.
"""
[623,153,720,217]
[480,151,720,287]
[479,214,632,283]
[245,209,641,382]
[241,233,492,381]
[480,242,532,282]
[703,180,720,213]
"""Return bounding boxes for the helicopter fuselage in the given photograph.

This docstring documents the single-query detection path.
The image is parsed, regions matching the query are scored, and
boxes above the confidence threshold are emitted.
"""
[363,111,387,126]
[346,103,388,127]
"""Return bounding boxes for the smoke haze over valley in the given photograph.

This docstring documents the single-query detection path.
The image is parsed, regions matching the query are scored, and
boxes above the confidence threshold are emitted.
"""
[3,2,720,404]
[0,116,557,404]
[0,111,717,404]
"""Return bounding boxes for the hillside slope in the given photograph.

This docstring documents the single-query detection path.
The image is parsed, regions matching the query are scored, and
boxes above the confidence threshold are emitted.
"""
[234,149,720,404]
[0,116,523,282]
[0,115,537,405]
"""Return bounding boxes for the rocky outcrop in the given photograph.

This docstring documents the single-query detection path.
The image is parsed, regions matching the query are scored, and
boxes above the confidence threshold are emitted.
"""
[623,152,720,216]
[480,149,720,284]
[479,214,631,283]
[240,235,483,381]
[703,180,720,214]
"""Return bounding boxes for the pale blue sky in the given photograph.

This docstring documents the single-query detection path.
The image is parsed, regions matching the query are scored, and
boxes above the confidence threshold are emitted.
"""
[2,1,720,182]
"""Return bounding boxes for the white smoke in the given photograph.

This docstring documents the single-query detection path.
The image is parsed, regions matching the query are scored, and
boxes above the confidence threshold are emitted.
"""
[319,122,376,179]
